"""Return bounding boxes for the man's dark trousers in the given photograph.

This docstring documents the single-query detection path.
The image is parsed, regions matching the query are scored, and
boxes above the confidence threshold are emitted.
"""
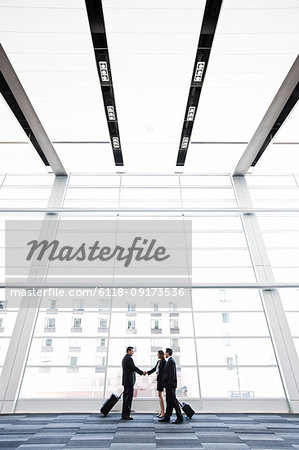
[122,385,134,418]
[164,384,183,421]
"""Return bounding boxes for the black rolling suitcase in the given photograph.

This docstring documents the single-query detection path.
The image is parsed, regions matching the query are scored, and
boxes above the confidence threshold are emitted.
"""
[179,401,195,419]
[100,392,123,416]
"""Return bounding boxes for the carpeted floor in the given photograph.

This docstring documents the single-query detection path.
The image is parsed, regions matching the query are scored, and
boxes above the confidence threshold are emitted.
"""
[1,413,299,449]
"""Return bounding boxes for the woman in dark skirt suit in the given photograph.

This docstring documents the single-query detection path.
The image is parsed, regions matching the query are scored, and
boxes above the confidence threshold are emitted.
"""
[147,350,166,418]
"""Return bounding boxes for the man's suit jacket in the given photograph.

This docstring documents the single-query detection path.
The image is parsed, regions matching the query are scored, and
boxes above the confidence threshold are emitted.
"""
[122,354,143,386]
[161,356,177,389]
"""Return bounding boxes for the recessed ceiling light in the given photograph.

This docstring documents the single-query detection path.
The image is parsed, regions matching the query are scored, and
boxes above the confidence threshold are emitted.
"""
[181,137,189,149]
[107,106,116,120]
[99,61,109,82]
[112,137,120,148]
[194,61,205,83]
[187,106,196,121]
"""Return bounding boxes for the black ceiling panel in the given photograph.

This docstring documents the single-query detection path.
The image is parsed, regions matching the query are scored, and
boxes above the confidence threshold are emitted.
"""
[176,0,222,166]
[85,0,124,166]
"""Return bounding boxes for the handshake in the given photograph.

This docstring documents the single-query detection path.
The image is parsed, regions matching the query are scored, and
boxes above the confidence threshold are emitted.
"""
[142,371,148,376]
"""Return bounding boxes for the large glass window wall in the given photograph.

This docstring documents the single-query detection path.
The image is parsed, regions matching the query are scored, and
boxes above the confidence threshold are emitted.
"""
[17,288,285,401]
[0,173,298,412]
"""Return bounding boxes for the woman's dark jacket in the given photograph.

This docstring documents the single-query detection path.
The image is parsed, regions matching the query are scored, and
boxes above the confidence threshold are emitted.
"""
[148,359,166,392]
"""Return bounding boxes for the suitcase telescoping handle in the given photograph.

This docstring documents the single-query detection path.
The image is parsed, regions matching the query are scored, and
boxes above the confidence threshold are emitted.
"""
[119,391,124,398]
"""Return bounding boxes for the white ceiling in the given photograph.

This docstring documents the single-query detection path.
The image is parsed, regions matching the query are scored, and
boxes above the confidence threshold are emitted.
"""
[103,0,205,172]
[0,0,298,174]
[186,0,299,173]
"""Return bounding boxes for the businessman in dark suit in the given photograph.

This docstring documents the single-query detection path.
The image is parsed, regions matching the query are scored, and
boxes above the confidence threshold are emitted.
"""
[122,346,145,420]
[159,348,183,423]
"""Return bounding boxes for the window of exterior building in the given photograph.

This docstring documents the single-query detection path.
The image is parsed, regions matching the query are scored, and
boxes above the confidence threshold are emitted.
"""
[69,356,78,366]
[128,303,135,311]
[222,312,230,323]
[99,317,108,328]
[171,338,179,347]
[45,339,52,347]
[69,338,80,349]
[40,355,51,364]
[99,338,106,347]
[223,335,231,346]
[72,317,82,328]
[127,320,135,330]
[219,290,230,302]
[169,302,177,312]
[0,300,7,309]
[73,299,84,311]
[170,319,179,329]
[48,299,57,310]
[226,356,234,370]
[96,355,106,366]
[45,318,55,328]
[151,319,161,330]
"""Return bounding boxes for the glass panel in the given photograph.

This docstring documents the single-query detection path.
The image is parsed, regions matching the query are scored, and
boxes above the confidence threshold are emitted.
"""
[69,175,121,187]
[190,216,243,231]
[285,312,299,336]
[0,296,18,365]
[192,232,247,247]
[257,214,299,231]
[249,188,299,207]
[20,367,105,399]
[109,312,194,337]
[27,338,107,366]
[0,187,52,199]
[257,215,299,282]
[120,188,180,201]
[246,175,297,187]
[119,188,181,208]
[3,175,54,186]
[192,289,263,311]
[280,288,299,361]
[2,175,299,409]
[181,188,235,200]
[279,288,299,311]
[65,188,120,200]
[105,367,199,398]
[108,338,197,366]
[0,338,10,365]
[32,311,110,337]
[196,338,277,365]
[121,175,179,187]
[199,367,284,398]
[193,268,255,282]
[194,312,270,337]
[180,175,231,187]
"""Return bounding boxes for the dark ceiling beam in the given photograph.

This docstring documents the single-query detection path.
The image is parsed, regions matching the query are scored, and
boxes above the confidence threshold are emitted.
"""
[234,55,299,176]
[176,0,223,166]
[85,0,124,166]
[0,44,67,176]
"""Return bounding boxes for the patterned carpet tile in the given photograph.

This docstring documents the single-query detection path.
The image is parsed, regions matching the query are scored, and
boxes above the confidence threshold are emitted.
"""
[0,413,299,448]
